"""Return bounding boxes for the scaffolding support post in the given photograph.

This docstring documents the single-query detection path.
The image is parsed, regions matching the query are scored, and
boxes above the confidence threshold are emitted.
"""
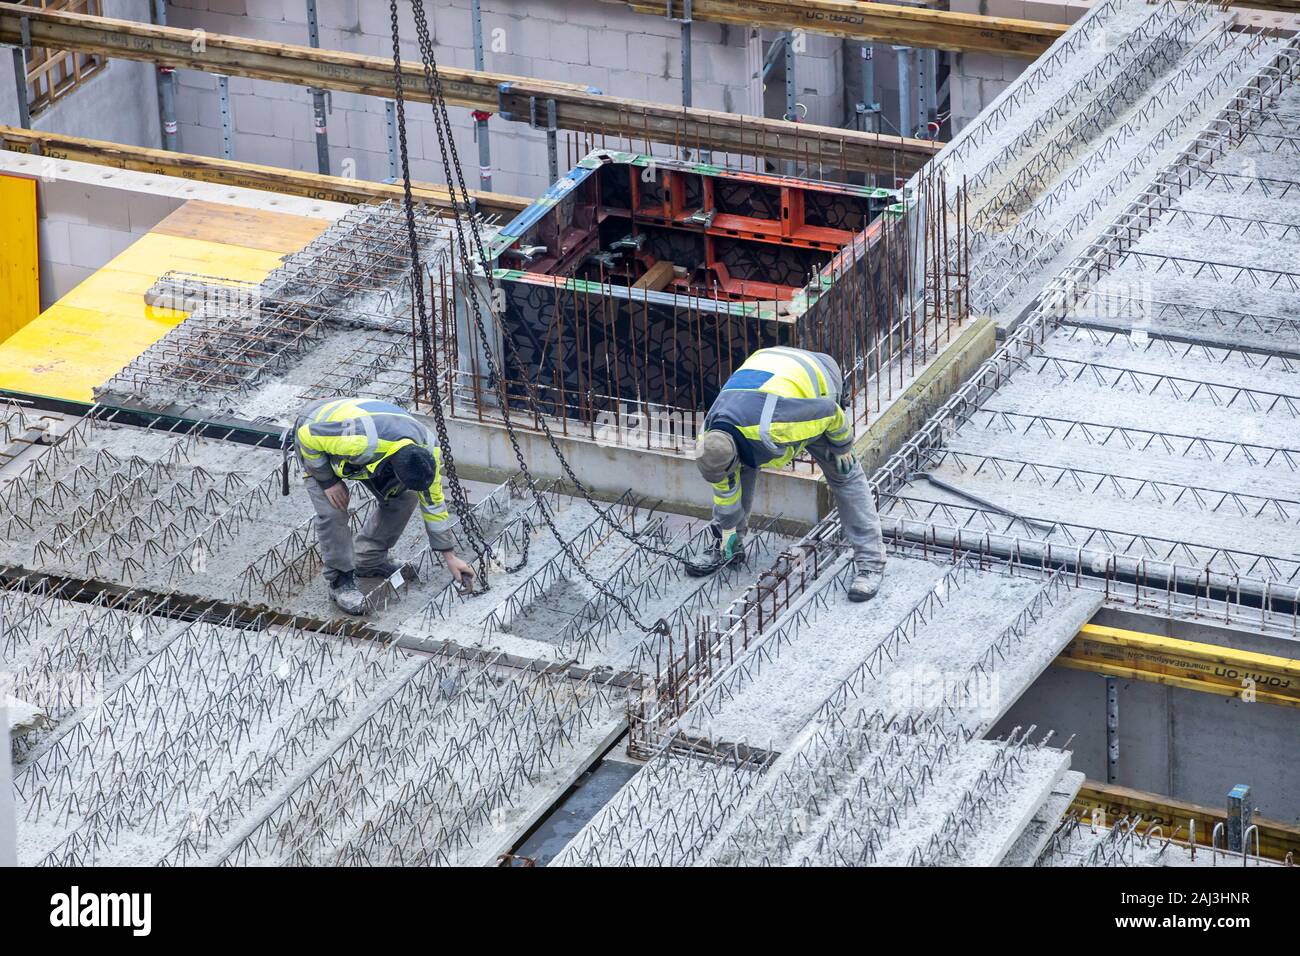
[669,0,694,108]
[305,0,331,175]
[783,31,797,122]
[529,96,560,184]
[856,43,878,134]
[472,0,493,191]
[217,74,233,159]
[919,47,938,135]
[893,45,913,140]
[385,99,399,181]
[150,0,178,150]
[9,47,29,130]
[783,30,798,175]
[9,13,31,132]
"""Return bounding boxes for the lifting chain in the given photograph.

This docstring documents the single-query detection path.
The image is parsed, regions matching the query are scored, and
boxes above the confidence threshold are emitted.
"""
[388,0,672,636]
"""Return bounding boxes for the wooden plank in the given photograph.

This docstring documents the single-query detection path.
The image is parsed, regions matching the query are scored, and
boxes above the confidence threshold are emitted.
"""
[0,4,940,174]
[151,199,331,253]
[0,125,529,217]
[1232,0,1300,10]
[0,173,39,342]
[1073,779,1300,863]
[632,260,676,291]
[607,0,1067,58]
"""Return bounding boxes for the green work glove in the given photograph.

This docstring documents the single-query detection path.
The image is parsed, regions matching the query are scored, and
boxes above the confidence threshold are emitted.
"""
[720,527,743,560]
[833,449,857,476]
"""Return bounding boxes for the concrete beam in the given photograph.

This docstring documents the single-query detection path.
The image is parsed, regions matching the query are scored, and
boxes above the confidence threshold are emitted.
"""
[845,315,997,508]
[441,413,822,537]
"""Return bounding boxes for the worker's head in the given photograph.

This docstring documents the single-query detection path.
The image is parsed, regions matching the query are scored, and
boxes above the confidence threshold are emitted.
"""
[391,445,438,492]
[695,430,738,484]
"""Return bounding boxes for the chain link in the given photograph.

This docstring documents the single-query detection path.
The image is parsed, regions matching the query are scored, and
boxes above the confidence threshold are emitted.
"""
[402,0,684,567]
[389,0,673,636]
[386,0,495,586]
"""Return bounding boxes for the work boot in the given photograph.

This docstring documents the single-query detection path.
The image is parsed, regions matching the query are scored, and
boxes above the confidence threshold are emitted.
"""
[355,560,418,582]
[328,571,367,615]
[684,526,745,577]
[847,563,884,603]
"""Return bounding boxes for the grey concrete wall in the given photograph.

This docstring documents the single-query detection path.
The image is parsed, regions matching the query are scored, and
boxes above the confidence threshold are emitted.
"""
[444,413,823,534]
[165,0,849,199]
[993,663,1300,825]
[0,0,161,148]
[35,181,179,310]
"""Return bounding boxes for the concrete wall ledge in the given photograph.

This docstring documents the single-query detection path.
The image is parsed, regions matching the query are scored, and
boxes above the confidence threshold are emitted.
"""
[818,316,997,517]
[443,319,997,536]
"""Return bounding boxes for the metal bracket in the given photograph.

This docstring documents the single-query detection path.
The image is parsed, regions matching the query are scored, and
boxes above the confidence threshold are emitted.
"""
[19,14,31,51]
[666,0,693,23]
[496,82,515,121]
[528,95,558,132]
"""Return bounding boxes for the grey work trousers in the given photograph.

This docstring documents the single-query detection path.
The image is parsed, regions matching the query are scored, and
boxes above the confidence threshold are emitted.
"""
[305,479,418,585]
[718,437,886,571]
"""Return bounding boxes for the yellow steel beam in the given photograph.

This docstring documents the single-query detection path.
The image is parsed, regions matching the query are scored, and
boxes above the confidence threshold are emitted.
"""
[1057,624,1300,708]
[608,0,1066,58]
[0,126,529,217]
[0,3,940,175]
[1072,780,1300,863]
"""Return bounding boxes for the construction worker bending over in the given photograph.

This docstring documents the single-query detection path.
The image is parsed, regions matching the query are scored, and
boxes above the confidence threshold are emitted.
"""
[293,397,475,615]
[686,347,887,602]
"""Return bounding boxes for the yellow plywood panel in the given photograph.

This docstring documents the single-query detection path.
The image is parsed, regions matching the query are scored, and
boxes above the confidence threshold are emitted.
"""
[0,203,328,401]
[106,233,293,278]
[0,305,142,399]
[0,174,39,341]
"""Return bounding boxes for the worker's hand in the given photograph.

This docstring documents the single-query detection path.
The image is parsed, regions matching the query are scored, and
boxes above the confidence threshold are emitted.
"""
[833,449,857,477]
[444,552,476,588]
[720,528,743,559]
[323,482,350,511]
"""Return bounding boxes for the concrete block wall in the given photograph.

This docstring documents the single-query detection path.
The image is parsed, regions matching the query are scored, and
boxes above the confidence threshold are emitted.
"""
[0,150,347,309]
[947,0,1093,132]
[31,175,180,310]
[165,0,847,199]
[33,173,180,310]
[0,0,161,150]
